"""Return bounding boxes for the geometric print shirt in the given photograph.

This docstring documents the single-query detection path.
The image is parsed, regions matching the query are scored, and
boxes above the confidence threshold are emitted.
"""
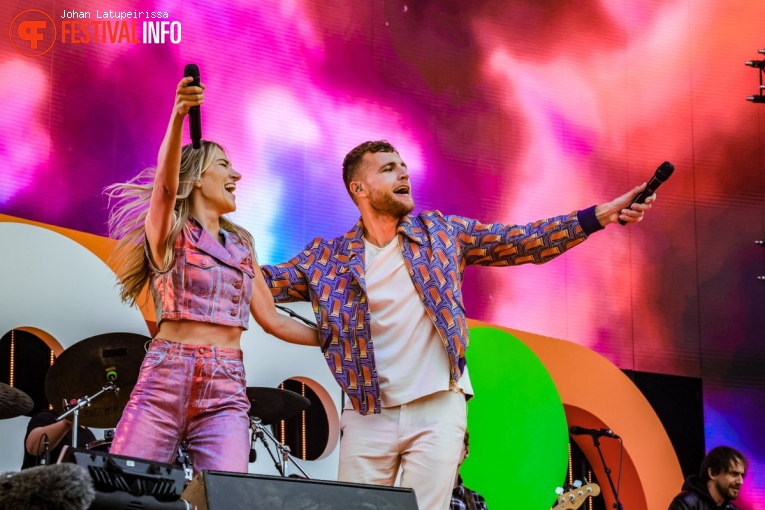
[451,476,489,510]
[261,207,602,415]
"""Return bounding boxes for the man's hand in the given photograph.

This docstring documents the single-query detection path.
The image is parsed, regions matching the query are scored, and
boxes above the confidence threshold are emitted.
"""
[595,182,656,227]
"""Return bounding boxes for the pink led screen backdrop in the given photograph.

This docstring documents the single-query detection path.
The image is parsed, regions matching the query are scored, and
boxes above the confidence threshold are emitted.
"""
[2,0,764,505]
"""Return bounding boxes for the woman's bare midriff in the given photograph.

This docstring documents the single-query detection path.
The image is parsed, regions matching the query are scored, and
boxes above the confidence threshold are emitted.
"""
[155,320,244,349]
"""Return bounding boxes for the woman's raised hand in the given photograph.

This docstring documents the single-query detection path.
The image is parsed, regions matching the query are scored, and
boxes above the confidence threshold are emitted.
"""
[174,76,205,117]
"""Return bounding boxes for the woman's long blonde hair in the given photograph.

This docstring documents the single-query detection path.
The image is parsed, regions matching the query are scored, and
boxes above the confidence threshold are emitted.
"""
[105,141,255,306]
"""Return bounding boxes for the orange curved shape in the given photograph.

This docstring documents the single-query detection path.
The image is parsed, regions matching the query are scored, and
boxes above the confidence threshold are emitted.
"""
[467,319,683,510]
[15,326,63,355]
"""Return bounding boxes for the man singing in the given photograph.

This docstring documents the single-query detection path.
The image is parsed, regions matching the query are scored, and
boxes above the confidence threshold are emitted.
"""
[262,140,657,509]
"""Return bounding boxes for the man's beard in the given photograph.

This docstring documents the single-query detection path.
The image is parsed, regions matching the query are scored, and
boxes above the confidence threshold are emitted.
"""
[369,189,414,218]
[716,479,740,500]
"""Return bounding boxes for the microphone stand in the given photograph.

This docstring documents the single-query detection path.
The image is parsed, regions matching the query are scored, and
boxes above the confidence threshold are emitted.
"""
[590,435,623,510]
[58,382,119,447]
[39,434,50,465]
[249,417,311,479]
[251,418,283,476]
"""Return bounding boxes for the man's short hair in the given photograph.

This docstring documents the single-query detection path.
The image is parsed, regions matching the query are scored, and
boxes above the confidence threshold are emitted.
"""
[342,140,398,199]
[700,446,748,482]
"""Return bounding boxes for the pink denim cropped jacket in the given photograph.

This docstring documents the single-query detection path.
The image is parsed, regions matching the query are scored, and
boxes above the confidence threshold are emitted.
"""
[147,216,255,329]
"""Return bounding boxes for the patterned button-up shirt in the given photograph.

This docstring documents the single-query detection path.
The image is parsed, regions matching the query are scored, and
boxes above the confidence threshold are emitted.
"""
[451,477,488,510]
[261,207,601,415]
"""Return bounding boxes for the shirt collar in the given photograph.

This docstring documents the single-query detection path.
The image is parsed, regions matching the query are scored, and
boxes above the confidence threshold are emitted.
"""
[396,214,426,245]
[186,215,246,266]
[346,214,426,253]
[343,219,366,259]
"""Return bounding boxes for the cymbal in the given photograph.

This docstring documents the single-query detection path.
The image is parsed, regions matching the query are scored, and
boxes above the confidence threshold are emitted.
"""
[0,382,33,420]
[246,387,310,425]
[45,332,150,428]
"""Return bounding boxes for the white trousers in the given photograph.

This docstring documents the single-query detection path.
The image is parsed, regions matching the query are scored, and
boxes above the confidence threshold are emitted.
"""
[338,390,467,510]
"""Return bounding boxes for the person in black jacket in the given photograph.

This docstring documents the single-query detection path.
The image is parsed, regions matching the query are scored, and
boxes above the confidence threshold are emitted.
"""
[668,446,747,510]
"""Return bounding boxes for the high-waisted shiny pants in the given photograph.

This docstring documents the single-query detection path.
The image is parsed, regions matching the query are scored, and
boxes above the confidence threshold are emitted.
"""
[110,339,251,473]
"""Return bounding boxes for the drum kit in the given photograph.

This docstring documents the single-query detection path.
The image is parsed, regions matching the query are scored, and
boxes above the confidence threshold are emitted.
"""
[1,332,312,479]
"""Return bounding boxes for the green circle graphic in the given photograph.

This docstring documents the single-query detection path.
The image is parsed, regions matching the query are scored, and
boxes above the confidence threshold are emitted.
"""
[461,326,569,509]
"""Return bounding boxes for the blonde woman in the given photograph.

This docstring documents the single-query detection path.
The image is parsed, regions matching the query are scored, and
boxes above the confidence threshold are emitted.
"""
[104,77,318,474]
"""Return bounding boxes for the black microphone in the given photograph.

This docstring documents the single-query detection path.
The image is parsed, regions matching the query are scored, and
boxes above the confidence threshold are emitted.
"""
[618,161,674,225]
[183,63,202,149]
[249,442,257,463]
[569,425,621,439]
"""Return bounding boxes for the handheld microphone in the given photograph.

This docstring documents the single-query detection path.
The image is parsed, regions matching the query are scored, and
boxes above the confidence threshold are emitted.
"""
[249,442,257,463]
[569,425,620,439]
[183,64,202,149]
[618,161,674,225]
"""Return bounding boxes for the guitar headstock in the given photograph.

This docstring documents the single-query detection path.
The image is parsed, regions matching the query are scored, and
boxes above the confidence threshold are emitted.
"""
[551,483,601,510]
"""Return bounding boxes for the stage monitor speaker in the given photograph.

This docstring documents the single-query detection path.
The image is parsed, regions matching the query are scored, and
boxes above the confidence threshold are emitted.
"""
[59,447,190,509]
[181,470,420,510]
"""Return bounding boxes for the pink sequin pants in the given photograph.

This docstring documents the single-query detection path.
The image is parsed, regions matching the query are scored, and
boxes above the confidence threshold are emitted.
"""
[110,339,251,473]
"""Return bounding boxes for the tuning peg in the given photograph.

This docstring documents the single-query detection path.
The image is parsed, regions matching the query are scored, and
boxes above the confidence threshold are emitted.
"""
[573,479,582,488]
[555,487,564,495]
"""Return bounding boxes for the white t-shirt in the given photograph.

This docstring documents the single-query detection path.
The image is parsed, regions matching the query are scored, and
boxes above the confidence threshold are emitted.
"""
[359,237,472,408]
